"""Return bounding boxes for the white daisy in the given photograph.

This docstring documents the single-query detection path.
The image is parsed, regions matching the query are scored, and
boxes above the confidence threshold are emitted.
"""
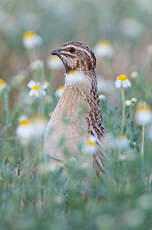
[115,74,131,88]
[30,60,43,70]
[23,31,42,49]
[65,70,89,86]
[47,55,63,69]
[16,116,33,144]
[13,73,25,85]
[99,94,106,101]
[27,80,47,97]
[94,40,114,58]
[55,85,64,98]
[97,76,114,93]
[0,78,6,92]
[125,100,132,107]
[131,97,137,103]
[82,136,97,155]
[115,134,130,149]
[131,71,138,79]
[16,115,47,144]
[121,18,143,38]
[30,115,47,138]
[135,102,152,125]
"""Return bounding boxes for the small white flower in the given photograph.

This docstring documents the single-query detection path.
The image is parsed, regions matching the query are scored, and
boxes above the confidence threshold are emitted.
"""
[115,74,131,88]
[55,85,64,98]
[16,115,47,144]
[131,71,138,79]
[0,78,6,92]
[125,100,132,107]
[115,134,130,149]
[97,76,114,93]
[13,73,25,85]
[23,31,42,49]
[121,18,143,38]
[99,94,106,101]
[82,136,97,155]
[135,102,152,125]
[131,97,137,103]
[94,40,114,58]
[65,70,89,86]
[30,60,43,70]
[30,115,47,138]
[47,55,63,69]
[27,80,47,97]
[16,116,33,144]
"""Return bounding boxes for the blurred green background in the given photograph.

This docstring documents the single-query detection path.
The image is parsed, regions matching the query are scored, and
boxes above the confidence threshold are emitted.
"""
[1,0,152,77]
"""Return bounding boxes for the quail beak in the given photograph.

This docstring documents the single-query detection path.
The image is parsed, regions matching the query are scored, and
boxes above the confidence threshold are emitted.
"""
[51,48,64,56]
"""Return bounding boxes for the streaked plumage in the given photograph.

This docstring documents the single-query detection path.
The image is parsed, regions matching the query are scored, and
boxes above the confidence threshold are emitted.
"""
[44,41,105,173]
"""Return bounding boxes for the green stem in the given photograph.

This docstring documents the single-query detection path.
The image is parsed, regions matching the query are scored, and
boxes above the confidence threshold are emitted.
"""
[121,87,125,129]
[3,88,9,125]
[141,124,145,157]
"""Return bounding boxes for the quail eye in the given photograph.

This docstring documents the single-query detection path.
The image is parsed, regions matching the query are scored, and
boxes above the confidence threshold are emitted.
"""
[69,47,75,53]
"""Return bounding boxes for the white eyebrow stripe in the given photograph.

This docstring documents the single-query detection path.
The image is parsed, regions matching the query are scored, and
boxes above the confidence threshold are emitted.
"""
[62,45,93,62]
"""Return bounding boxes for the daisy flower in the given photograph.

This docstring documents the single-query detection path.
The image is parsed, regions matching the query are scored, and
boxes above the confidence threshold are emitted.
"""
[97,76,114,93]
[30,60,43,70]
[55,85,64,98]
[23,31,42,49]
[13,73,25,85]
[131,97,137,103]
[125,100,132,107]
[0,78,6,92]
[135,102,152,125]
[16,116,33,144]
[99,94,106,101]
[65,70,88,85]
[121,18,143,38]
[16,115,47,144]
[115,74,131,88]
[94,40,114,58]
[27,80,47,97]
[115,134,130,149]
[131,71,138,80]
[47,55,63,69]
[82,136,97,155]
[30,115,47,138]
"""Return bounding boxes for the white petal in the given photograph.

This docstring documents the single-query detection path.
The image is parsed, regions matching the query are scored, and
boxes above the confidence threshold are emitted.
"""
[27,80,36,88]
[29,90,34,96]
[115,79,121,88]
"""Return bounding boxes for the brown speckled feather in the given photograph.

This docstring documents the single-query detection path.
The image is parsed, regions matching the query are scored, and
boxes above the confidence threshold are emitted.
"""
[44,41,105,173]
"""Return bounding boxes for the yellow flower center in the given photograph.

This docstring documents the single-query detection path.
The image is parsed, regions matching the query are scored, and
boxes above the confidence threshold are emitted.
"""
[86,138,96,147]
[0,78,5,87]
[20,120,30,126]
[118,74,128,81]
[33,85,40,91]
[136,104,151,112]
[98,40,111,47]
[58,85,64,90]
[23,31,36,40]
